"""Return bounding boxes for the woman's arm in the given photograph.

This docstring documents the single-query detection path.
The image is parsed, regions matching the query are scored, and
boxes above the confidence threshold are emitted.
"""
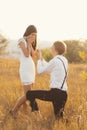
[19,42,29,57]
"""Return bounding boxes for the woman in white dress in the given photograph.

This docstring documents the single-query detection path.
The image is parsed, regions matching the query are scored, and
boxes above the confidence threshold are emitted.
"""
[11,25,38,114]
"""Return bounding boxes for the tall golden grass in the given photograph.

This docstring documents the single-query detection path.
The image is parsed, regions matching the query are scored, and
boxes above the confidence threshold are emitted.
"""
[0,59,87,130]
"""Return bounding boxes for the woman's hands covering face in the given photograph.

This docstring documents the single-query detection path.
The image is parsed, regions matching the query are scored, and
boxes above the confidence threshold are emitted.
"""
[26,33,37,44]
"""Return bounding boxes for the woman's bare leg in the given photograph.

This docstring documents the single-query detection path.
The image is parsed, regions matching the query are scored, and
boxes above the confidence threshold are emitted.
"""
[12,95,26,113]
[22,84,32,110]
[11,84,33,113]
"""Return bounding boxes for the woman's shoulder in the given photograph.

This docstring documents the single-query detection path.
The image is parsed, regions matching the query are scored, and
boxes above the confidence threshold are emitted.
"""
[18,37,25,44]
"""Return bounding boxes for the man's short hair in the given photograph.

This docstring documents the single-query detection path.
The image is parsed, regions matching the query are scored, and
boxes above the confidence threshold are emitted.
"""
[54,41,67,55]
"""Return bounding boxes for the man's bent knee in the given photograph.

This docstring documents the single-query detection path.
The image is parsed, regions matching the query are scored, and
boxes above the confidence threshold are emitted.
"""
[26,91,33,100]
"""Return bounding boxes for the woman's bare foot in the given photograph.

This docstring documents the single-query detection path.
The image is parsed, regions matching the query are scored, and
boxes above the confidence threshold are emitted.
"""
[9,110,17,119]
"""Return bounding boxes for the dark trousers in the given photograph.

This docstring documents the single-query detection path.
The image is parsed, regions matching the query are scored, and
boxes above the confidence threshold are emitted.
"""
[26,88,67,119]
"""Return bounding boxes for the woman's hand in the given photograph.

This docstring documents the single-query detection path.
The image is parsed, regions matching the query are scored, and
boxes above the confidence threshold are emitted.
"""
[36,49,43,60]
[26,37,35,45]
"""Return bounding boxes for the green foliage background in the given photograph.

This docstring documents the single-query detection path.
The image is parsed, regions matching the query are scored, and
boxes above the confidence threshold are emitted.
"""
[42,40,87,63]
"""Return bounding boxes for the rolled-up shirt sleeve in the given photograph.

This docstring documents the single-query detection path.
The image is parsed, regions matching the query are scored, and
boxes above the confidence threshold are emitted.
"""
[37,59,54,74]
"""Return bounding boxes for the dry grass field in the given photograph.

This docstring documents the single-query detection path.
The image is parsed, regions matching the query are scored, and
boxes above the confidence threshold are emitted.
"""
[0,59,87,130]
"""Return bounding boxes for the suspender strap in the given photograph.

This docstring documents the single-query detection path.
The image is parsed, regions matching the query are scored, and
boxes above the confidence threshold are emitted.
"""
[57,57,68,89]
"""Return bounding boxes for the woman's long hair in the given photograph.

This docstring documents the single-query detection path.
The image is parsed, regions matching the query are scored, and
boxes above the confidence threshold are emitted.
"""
[23,25,37,50]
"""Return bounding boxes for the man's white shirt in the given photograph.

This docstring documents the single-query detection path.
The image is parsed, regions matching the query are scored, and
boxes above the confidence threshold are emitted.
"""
[37,55,68,91]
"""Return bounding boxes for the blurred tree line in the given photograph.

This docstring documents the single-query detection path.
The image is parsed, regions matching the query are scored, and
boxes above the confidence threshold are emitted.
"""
[42,40,87,63]
[0,34,8,55]
[0,34,87,63]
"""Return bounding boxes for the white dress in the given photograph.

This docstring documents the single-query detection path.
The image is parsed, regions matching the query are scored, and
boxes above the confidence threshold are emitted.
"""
[18,38,35,85]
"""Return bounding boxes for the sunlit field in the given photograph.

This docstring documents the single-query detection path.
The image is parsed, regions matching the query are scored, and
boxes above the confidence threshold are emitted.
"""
[0,59,87,130]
